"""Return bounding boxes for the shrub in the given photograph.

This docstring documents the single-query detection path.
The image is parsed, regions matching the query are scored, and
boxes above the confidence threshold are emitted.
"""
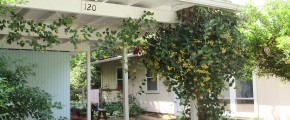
[0,56,62,119]
[71,102,87,117]
[103,102,144,117]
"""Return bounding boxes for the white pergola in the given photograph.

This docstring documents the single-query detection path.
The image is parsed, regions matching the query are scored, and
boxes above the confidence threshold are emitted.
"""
[1,0,244,120]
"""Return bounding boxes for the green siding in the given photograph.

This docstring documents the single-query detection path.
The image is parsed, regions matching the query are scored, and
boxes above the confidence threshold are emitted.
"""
[1,50,70,119]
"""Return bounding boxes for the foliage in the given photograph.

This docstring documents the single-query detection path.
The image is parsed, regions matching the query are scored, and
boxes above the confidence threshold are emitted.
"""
[103,102,144,117]
[0,1,97,50]
[103,95,143,117]
[142,6,250,119]
[95,11,157,57]
[70,50,104,102]
[241,0,290,81]
[103,102,124,117]
[71,102,87,117]
[0,56,62,119]
[70,53,86,91]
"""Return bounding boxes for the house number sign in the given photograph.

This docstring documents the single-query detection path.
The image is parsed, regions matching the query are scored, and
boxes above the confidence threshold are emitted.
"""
[82,1,98,12]
[84,3,97,11]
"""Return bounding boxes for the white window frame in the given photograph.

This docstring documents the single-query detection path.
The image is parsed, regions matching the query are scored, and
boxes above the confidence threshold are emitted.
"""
[227,71,258,118]
[116,66,123,89]
[145,69,160,94]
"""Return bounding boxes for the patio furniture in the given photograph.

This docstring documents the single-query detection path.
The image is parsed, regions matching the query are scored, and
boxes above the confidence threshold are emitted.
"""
[92,104,108,120]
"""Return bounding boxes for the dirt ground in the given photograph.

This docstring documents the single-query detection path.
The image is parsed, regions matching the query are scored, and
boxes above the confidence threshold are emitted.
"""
[72,112,177,120]
[107,113,176,120]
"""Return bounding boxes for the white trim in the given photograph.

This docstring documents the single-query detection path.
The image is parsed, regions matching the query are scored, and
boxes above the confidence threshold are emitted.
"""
[178,0,245,11]
[229,74,258,118]
[145,69,160,94]
[252,71,259,117]
[14,0,176,23]
[229,77,237,113]
[91,54,140,65]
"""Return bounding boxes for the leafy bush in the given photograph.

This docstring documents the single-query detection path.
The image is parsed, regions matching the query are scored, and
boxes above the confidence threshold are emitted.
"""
[103,102,123,117]
[129,103,144,116]
[103,102,144,117]
[0,56,62,119]
[71,102,87,117]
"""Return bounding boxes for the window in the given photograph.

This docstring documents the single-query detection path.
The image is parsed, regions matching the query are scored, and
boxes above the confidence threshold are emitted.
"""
[116,67,123,91]
[235,80,254,112]
[220,74,257,117]
[146,70,159,93]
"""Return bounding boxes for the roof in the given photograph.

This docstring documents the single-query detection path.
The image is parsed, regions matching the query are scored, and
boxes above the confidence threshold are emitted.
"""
[0,0,244,52]
[91,54,140,64]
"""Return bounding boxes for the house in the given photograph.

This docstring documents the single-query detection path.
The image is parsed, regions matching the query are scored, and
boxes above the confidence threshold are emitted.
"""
[0,0,245,120]
[94,54,183,115]
[96,55,290,120]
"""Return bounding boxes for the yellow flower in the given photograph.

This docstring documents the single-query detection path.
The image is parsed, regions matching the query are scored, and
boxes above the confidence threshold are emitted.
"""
[167,66,173,71]
[125,35,129,38]
[204,76,210,81]
[174,75,180,79]
[37,26,43,31]
[201,64,209,69]
[195,69,209,74]
[183,63,188,68]
[221,48,226,54]
[118,46,123,49]
[207,88,211,92]
[208,40,214,46]
[201,83,205,87]
[154,61,159,69]
[180,50,185,55]
[179,58,184,63]
[189,65,194,69]
[196,40,201,43]
[103,55,108,59]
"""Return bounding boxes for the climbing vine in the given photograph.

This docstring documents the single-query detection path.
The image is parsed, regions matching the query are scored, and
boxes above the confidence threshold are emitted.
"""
[141,6,251,119]
[1,1,254,119]
[0,1,98,50]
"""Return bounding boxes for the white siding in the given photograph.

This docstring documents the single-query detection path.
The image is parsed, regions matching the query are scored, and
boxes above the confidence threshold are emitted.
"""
[1,50,70,119]
[256,76,290,120]
[101,58,176,114]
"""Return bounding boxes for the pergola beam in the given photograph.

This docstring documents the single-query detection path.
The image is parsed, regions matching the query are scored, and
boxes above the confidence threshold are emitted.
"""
[122,0,144,5]
[14,0,177,23]
[178,0,244,11]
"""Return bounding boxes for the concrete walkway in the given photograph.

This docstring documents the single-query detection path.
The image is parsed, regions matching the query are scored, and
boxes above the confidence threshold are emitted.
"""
[107,115,175,120]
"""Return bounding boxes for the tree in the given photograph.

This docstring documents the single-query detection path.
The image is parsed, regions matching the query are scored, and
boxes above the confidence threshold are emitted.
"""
[142,6,250,119]
[241,0,290,81]
[0,56,62,119]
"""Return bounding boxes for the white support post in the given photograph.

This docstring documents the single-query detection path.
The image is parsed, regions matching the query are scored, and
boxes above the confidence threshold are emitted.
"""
[190,99,198,120]
[230,78,237,115]
[122,47,129,120]
[252,71,258,117]
[86,50,92,120]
